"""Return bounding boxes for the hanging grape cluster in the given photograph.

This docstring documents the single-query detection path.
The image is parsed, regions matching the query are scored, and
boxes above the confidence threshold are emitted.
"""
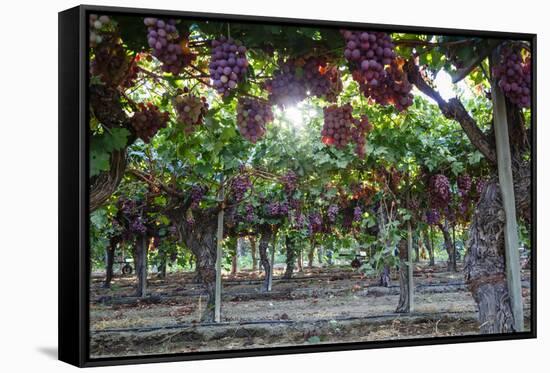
[209,36,248,96]
[236,98,274,143]
[91,34,136,87]
[89,14,113,47]
[492,46,531,108]
[265,60,308,108]
[321,104,354,148]
[173,91,209,134]
[428,174,451,209]
[353,206,363,222]
[144,18,195,75]
[342,30,413,111]
[321,104,373,157]
[266,201,289,218]
[190,185,206,208]
[308,212,323,235]
[281,170,298,196]
[130,103,170,143]
[327,204,339,223]
[457,174,472,196]
[351,115,372,158]
[245,204,256,222]
[230,174,252,202]
[303,56,343,102]
[425,209,440,225]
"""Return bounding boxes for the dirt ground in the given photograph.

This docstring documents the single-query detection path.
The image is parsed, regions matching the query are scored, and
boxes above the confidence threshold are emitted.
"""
[89,262,532,358]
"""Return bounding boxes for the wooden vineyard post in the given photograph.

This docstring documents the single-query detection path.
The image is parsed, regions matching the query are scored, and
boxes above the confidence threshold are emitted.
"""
[490,52,524,332]
[214,175,225,323]
[407,220,414,313]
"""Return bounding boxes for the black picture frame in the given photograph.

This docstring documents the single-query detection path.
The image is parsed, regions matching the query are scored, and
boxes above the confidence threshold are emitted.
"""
[58,4,537,367]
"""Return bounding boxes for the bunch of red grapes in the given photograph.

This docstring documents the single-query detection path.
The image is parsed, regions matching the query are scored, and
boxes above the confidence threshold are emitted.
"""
[89,14,112,47]
[245,204,256,222]
[327,204,339,223]
[266,201,289,218]
[190,185,206,208]
[428,174,451,209]
[353,206,362,222]
[265,60,307,108]
[322,104,373,157]
[230,174,252,202]
[173,92,209,134]
[457,174,473,197]
[351,115,372,158]
[308,212,323,235]
[281,170,298,196]
[342,30,413,111]
[209,36,248,96]
[426,209,440,225]
[236,98,274,143]
[303,57,343,102]
[492,46,531,108]
[144,18,194,75]
[321,104,354,149]
[130,103,170,143]
[91,35,134,87]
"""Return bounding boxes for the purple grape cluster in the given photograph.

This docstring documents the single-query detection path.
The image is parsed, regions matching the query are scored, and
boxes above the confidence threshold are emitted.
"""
[231,174,252,202]
[428,174,451,209]
[173,92,209,134]
[303,57,343,102]
[457,174,472,196]
[130,217,147,235]
[321,104,354,149]
[130,103,170,143]
[265,60,307,108]
[209,36,248,96]
[308,212,323,235]
[281,171,298,196]
[236,98,274,143]
[245,204,256,222]
[89,14,112,47]
[190,185,206,208]
[342,30,413,111]
[493,47,531,108]
[353,206,362,222]
[327,204,339,223]
[293,213,305,230]
[266,202,285,217]
[426,209,440,225]
[144,18,195,75]
[351,115,372,158]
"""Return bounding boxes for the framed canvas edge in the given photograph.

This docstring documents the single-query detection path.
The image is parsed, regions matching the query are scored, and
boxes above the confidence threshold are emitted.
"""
[58,4,537,368]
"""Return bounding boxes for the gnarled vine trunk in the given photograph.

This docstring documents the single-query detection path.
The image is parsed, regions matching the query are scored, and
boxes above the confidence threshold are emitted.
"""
[283,235,296,279]
[395,239,410,313]
[464,181,516,333]
[135,235,148,298]
[249,236,258,271]
[103,237,117,288]
[90,149,126,212]
[439,221,457,272]
[259,225,273,292]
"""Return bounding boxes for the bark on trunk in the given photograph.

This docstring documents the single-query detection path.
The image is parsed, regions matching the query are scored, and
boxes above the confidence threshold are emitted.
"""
[307,241,315,268]
[439,221,457,272]
[414,233,420,263]
[427,227,435,266]
[379,265,391,287]
[250,236,258,272]
[283,235,296,279]
[395,239,410,313]
[259,226,273,292]
[135,235,148,298]
[103,238,117,288]
[90,150,127,212]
